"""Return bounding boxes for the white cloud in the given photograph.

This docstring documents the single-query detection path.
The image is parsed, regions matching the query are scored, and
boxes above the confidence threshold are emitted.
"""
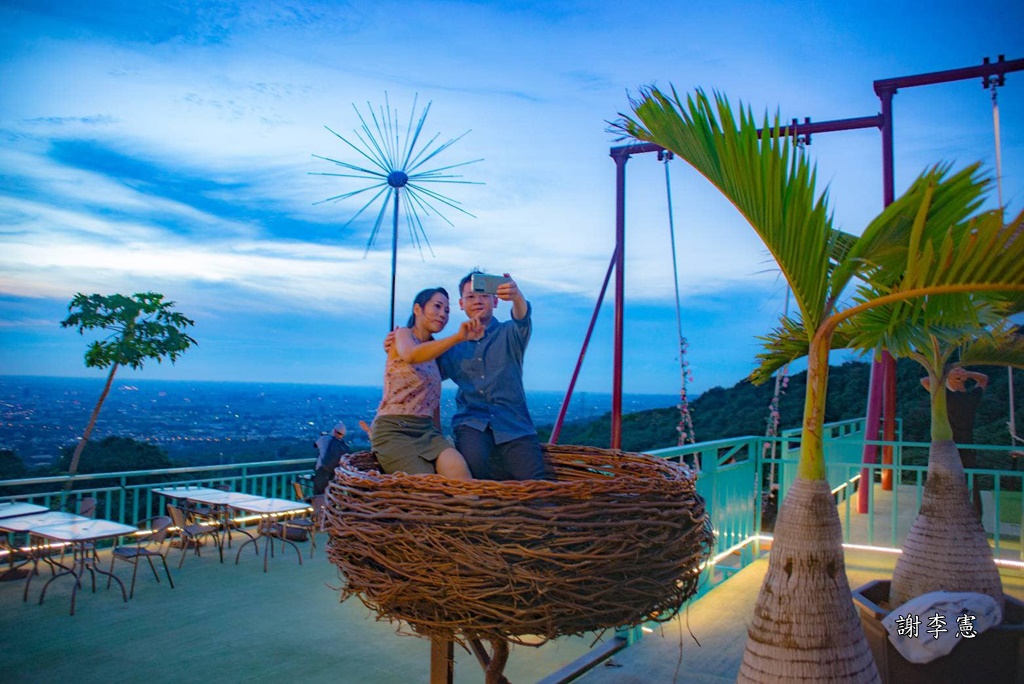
[2,0,1021,393]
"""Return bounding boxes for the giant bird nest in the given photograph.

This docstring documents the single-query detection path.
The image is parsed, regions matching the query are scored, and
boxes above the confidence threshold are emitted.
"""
[323,444,714,646]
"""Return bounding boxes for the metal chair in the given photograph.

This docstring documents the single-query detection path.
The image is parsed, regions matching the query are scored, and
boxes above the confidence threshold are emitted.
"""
[166,504,222,567]
[107,516,175,598]
[78,497,97,518]
[292,480,312,503]
[276,494,324,559]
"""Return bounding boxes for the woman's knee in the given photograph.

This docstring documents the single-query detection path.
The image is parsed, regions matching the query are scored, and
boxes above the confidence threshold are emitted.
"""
[435,448,472,481]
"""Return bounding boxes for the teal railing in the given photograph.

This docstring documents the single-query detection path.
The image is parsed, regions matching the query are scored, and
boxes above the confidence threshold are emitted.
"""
[3,420,1021,571]
[0,459,315,526]
[648,417,1022,596]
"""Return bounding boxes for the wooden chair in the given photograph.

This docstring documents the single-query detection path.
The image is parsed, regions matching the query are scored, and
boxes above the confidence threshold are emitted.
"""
[107,516,175,598]
[78,497,97,518]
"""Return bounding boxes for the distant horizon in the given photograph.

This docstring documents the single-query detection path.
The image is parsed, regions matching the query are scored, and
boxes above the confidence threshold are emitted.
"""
[1,354,876,396]
[0,372,685,400]
[0,373,687,460]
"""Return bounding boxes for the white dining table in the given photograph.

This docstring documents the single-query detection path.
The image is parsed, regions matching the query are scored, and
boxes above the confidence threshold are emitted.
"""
[177,490,263,507]
[0,502,50,582]
[0,502,48,520]
[0,510,88,534]
[179,490,264,557]
[230,497,312,572]
[152,485,226,500]
[29,518,137,615]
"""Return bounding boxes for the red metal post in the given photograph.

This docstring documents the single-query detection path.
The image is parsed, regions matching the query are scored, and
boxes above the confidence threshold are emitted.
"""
[857,84,897,512]
[858,351,885,513]
[881,353,897,490]
[611,150,629,450]
[550,247,618,444]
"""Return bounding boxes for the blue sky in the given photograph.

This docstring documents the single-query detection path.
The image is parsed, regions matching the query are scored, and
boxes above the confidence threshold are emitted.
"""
[1,0,1022,396]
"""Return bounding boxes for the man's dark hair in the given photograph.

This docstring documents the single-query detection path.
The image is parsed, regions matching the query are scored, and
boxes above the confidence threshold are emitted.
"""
[458,269,484,297]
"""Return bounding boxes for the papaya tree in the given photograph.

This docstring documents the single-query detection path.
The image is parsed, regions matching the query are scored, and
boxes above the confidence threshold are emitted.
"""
[61,292,196,480]
[620,88,1024,682]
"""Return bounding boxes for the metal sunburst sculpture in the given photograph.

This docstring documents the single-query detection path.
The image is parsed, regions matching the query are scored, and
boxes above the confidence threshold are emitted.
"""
[312,93,481,329]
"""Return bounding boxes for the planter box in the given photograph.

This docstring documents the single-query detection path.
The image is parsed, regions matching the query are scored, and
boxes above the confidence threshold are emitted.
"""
[853,580,1024,684]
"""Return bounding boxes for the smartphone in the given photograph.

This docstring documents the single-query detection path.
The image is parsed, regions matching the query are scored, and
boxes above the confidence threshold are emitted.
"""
[470,273,511,295]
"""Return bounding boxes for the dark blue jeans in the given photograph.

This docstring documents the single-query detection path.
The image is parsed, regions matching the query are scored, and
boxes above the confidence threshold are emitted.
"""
[453,426,551,481]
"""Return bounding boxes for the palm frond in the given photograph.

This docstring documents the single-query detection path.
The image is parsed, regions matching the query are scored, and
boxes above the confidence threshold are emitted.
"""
[831,164,988,294]
[750,315,857,384]
[829,208,1024,334]
[958,323,1024,369]
[621,88,835,331]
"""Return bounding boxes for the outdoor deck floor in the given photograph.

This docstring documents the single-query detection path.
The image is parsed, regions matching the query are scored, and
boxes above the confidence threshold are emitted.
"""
[2,483,1022,683]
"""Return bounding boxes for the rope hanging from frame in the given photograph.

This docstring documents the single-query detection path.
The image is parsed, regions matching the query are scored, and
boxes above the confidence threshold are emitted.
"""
[764,287,791,460]
[659,150,696,446]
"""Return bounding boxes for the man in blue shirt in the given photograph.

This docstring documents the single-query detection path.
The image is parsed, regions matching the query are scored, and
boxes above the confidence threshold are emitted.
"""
[436,271,550,480]
[384,270,550,480]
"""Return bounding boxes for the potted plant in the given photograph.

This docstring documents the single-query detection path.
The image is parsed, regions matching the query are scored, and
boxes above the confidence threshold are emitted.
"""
[848,324,1024,683]
[621,88,1024,682]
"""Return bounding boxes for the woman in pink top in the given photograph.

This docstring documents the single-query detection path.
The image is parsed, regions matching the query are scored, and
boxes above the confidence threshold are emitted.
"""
[371,287,482,479]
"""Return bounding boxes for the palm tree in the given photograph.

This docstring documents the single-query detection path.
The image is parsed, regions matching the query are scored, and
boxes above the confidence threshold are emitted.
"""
[757,310,1024,614]
[884,324,1024,606]
[620,88,1024,682]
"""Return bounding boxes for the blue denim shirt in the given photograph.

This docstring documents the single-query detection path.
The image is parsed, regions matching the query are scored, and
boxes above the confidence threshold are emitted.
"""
[438,303,534,443]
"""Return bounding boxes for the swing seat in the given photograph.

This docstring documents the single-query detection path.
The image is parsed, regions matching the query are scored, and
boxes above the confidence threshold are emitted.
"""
[322,444,714,645]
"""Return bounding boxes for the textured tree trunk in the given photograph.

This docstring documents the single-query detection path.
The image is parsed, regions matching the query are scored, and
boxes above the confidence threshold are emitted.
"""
[66,362,119,482]
[738,477,880,683]
[889,439,1004,609]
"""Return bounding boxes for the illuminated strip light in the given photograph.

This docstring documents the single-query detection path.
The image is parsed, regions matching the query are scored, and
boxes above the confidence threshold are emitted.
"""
[697,535,773,571]
[758,534,1024,571]
[832,473,862,496]
[698,534,1024,572]
[172,508,313,531]
[1,540,73,555]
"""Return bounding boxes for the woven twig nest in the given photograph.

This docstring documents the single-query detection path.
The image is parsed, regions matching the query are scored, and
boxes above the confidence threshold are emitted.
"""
[323,444,714,645]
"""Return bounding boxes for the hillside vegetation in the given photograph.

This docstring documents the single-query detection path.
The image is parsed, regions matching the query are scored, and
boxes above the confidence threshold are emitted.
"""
[539,360,1024,473]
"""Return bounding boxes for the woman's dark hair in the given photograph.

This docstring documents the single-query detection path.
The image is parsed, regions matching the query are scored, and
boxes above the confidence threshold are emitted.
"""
[407,287,449,327]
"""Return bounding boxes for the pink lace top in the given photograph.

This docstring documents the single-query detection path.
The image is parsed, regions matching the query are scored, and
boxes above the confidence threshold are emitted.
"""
[375,336,441,418]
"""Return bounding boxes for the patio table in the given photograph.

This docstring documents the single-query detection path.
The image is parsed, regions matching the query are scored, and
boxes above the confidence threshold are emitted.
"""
[0,503,49,581]
[0,511,90,600]
[0,502,48,520]
[230,498,312,572]
[29,518,136,615]
[152,486,226,500]
[178,490,263,557]
[155,487,255,561]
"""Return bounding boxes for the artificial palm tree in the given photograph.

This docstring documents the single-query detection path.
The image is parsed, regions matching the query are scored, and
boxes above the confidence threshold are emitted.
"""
[621,88,1024,683]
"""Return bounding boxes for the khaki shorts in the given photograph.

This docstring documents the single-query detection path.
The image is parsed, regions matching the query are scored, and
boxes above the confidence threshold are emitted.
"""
[371,415,452,475]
